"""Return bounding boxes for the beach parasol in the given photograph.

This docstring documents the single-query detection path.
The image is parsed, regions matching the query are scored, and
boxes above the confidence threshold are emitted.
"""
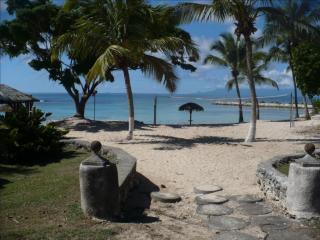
[179,102,204,125]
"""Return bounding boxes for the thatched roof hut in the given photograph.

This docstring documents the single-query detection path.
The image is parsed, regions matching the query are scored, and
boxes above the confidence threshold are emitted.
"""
[0,84,39,112]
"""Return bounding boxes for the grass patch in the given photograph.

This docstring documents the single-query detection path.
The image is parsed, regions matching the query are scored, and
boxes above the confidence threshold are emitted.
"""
[275,163,290,176]
[0,145,119,240]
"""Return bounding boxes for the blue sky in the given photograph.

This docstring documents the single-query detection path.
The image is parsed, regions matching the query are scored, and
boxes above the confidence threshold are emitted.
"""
[0,0,293,94]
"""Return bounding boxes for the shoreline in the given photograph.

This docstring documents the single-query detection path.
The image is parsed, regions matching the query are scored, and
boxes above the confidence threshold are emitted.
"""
[212,100,312,109]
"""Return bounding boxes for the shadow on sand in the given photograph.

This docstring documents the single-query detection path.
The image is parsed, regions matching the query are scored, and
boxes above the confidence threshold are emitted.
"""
[53,119,149,133]
[119,134,243,150]
[120,172,160,223]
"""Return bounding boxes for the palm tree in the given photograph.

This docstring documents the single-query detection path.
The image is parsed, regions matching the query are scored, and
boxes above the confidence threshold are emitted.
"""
[227,46,278,120]
[177,0,271,142]
[55,0,199,139]
[261,0,320,119]
[204,32,246,123]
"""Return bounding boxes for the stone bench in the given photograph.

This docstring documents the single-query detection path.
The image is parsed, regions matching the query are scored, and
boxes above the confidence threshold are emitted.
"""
[62,139,137,218]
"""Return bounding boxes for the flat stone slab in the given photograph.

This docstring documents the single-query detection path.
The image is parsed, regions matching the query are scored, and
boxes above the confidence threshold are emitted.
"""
[234,195,263,203]
[208,216,250,231]
[252,215,291,232]
[237,202,272,215]
[196,204,233,216]
[195,194,228,205]
[266,229,315,240]
[215,232,259,240]
[151,192,181,203]
[194,185,222,194]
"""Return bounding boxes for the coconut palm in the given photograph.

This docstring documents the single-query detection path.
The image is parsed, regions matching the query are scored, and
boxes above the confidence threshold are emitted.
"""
[204,32,246,123]
[261,0,320,119]
[54,0,198,139]
[226,47,278,120]
[177,0,271,142]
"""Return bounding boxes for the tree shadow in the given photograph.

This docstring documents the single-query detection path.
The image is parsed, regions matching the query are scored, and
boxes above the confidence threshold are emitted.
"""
[0,144,86,166]
[119,172,160,223]
[53,119,150,133]
[255,138,320,143]
[0,165,38,189]
[119,134,243,150]
[157,123,239,129]
[0,178,12,188]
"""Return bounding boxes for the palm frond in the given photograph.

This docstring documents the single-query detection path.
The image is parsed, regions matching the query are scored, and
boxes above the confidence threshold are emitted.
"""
[141,54,178,93]
[175,3,215,24]
[225,78,235,91]
[203,55,228,67]
[87,45,130,82]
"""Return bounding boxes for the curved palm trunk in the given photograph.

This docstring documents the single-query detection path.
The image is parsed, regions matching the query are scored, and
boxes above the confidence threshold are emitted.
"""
[234,76,244,123]
[244,36,257,143]
[288,48,299,119]
[303,94,311,120]
[123,67,134,140]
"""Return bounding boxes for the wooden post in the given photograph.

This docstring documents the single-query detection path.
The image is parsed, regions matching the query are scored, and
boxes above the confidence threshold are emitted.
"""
[93,90,97,121]
[153,96,157,126]
[290,92,295,127]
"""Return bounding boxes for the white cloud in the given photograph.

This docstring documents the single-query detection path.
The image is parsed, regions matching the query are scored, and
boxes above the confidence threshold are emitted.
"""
[0,1,7,13]
[262,68,293,87]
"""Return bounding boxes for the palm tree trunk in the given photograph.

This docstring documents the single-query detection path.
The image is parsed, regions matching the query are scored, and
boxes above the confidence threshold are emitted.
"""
[123,67,134,140]
[308,96,317,114]
[234,76,244,123]
[74,100,86,119]
[189,110,192,126]
[256,97,260,120]
[288,48,299,119]
[303,94,311,120]
[244,36,257,142]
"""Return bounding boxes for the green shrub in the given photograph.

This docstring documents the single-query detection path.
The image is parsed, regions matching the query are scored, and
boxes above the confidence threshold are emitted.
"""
[0,107,67,165]
[313,99,320,114]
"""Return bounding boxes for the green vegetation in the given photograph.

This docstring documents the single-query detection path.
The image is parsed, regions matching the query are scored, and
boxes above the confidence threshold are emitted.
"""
[275,162,290,176]
[0,0,106,118]
[0,145,119,240]
[292,42,320,100]
[262,0,320,119]
[0,107,67,164]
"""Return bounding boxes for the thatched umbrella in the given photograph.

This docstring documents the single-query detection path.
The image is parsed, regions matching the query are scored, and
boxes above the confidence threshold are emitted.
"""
[179,102,204,125]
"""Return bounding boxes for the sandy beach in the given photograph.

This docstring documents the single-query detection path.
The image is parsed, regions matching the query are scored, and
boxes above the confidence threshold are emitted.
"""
[61,117,319,239]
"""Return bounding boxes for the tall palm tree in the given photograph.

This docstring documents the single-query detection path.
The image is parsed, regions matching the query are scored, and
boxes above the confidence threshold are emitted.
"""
[204,32,246,123]
[55,0,198,139]
[177,0,271,142]
[227,46,279,120]
[261,0,320,119]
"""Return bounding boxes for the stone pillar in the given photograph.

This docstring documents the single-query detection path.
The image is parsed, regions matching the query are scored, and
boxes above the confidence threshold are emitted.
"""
[79,141,120,219]
[287,144,320,219]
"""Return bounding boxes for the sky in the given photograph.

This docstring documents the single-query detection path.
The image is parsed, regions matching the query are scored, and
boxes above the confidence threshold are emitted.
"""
[0,0,293,94]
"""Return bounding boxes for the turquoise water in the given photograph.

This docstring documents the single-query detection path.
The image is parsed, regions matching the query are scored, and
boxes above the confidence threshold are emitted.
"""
[33,90,303,124]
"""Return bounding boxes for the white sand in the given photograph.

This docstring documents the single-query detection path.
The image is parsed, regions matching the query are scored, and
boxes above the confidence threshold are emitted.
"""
[67,118,319,196]
[64,118,319,239]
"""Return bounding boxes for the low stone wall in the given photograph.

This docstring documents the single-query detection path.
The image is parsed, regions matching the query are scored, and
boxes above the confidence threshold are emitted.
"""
[62,139,137,209]
[256,153,304,208]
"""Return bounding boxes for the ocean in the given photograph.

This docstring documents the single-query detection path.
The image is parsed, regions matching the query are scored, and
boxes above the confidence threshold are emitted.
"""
[32,88,304,125]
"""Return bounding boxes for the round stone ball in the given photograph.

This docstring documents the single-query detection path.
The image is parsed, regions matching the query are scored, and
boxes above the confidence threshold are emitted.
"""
[304,143,315,155]
[91,141,102,154]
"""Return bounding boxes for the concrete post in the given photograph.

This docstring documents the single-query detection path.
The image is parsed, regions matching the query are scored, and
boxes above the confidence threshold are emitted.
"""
[79,141,120,219]
[287,161,320,219]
